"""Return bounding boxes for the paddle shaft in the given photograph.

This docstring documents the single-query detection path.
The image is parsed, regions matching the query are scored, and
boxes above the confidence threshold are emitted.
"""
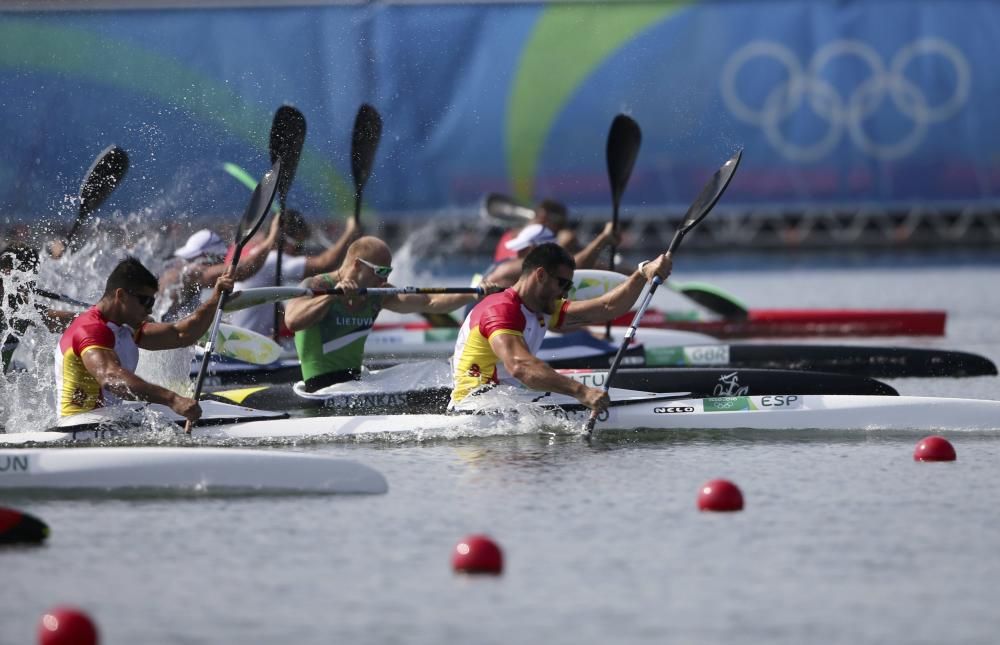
[186,275,236,434]
[599,228,688,384]
[222,285,484,312]
[187,161,280,433]
[33,289,89,308]
[317,286,481,296]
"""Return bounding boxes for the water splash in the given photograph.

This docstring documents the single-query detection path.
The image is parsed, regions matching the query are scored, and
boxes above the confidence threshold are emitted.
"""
[1,209,196,432]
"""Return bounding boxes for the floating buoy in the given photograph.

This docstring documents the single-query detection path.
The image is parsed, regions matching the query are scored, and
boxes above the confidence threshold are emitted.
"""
[38,606,98,645]
[914,435,956,462]
[0,506,49,545]
[697,479,744,512]
[452,534,503,574]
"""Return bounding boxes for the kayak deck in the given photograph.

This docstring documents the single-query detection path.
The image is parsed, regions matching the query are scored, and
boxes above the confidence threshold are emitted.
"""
[4,394,999,446]
[0,447,387,494]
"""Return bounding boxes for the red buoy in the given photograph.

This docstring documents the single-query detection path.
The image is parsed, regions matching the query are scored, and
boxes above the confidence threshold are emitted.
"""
[452,534,503,574]
[38,607,98,645]
[697,479,744,512]
[914,435,956,462]
[0,506,49,545]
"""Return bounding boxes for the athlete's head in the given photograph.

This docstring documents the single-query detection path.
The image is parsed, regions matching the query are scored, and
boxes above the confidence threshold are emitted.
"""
[520,243,575,314]
[534,199,568,232]
[344,236,393,286]
[103,256,158,322]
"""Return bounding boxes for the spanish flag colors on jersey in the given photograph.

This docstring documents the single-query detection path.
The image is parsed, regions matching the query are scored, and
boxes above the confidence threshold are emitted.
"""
[54,307,144,417]
[450,288,569,404]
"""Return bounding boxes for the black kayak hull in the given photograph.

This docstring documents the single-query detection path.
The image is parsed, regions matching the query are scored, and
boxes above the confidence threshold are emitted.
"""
[204,366,897,412]
[548,344,997,377]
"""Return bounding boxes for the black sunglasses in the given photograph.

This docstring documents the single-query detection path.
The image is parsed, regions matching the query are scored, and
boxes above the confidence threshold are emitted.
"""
[549,272,573,294]
[127,290,156,310]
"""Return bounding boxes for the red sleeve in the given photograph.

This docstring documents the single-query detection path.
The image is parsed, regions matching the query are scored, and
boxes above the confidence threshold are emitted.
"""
[493,231,518,262]
[475,297,526,339]
[73,321,115,355]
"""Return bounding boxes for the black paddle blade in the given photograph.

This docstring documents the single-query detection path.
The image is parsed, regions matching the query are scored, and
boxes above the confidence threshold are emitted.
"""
[666,148,743,255]
[78,145,129,220]
[481,192,535,226]
[680,148,742,232]
[235,160,281,254]
[679,286,749,320]
[268,105,307,206]
[606,114,642,209]
[351,103,383,197]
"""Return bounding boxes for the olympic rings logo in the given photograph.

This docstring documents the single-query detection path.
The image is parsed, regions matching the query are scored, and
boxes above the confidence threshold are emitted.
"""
[720,38,971,161]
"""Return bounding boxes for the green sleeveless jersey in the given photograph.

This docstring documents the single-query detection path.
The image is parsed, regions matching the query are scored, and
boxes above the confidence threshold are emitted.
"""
[294,295,383,382]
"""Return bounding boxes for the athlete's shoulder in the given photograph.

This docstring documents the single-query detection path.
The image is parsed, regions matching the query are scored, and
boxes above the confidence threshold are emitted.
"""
[472,289,526,337]
[61,307,114,353]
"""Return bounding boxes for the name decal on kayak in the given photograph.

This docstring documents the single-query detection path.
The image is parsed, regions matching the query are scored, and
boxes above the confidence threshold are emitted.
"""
[760,395,800,408]
[653,406,696,414]
[568,372,608,388]
[701,395,802,413]
[323,393,409,409]
[0,454,29,473]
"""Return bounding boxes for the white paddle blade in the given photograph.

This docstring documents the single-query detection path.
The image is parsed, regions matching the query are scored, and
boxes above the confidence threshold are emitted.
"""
[199,323,283,365]
[569,269,629,301]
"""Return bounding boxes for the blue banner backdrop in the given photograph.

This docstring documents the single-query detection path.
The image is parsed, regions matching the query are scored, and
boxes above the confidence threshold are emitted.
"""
[0,1,997,226]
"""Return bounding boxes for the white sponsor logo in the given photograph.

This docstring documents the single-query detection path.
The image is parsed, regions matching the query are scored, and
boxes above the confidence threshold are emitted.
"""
[721,38,970,161]
[654,406,696,414]
[685,345,730,365]
[713,372,749,396]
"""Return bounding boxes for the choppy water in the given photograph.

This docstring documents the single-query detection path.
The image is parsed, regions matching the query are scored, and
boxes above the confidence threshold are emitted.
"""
[3,255,1000,645]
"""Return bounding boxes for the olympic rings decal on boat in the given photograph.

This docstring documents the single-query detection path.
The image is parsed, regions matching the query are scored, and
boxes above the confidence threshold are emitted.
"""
[720,38,971,161]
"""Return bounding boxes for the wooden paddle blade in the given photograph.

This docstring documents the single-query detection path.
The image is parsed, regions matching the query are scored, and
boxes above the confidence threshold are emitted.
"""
[606,114,642,208]
[351,103,383,197]
[268,105,307,205]
[235,160,281,251]
[481,193,535,226]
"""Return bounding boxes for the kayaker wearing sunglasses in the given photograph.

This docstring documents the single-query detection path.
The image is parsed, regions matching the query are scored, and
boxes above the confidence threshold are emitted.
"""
[284,236,501,393]
[54,256,234,421]
[450,243,670,414]
[226,210,361,338]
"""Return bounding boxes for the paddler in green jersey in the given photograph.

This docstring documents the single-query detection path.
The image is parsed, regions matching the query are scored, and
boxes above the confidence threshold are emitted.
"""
[285,236,500,392]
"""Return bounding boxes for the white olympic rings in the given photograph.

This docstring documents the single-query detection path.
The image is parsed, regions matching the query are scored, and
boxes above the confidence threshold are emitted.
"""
[720,38,971,161]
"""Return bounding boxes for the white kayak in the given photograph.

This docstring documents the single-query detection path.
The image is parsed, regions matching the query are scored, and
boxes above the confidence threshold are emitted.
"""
[3,392,1000,445]
[0,447,387,494]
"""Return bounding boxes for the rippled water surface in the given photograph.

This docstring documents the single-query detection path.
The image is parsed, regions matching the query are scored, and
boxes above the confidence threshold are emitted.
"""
[3,259,1000,645]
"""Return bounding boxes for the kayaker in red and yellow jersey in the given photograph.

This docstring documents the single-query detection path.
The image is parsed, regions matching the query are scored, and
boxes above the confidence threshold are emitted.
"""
[54,256,234,421]
[450,242,671,413]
